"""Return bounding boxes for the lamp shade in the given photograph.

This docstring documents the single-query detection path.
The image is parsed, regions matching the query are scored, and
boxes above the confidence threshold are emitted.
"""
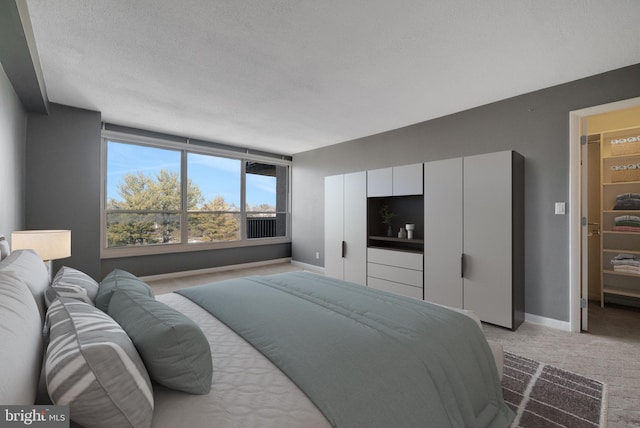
[11,230,71,261]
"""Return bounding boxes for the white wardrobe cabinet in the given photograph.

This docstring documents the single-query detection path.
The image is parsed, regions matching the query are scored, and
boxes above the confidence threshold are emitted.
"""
[424,151,524,330]
[324,171,367,285]
[367,164,423,197]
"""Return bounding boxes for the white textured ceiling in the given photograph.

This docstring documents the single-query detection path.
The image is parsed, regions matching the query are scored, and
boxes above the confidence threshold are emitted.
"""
[25,0,640,155]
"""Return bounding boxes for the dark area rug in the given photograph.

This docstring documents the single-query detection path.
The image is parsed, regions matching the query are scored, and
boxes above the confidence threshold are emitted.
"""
[502,352,608,427]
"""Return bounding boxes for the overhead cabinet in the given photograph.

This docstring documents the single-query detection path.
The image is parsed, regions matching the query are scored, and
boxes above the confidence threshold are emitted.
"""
[367,164,423,197]
[424,151,524,330]
[324,172,367,285]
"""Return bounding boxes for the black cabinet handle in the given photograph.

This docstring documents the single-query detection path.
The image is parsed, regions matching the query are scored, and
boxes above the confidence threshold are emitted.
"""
[460,253,465,278]
[342,241,346,258]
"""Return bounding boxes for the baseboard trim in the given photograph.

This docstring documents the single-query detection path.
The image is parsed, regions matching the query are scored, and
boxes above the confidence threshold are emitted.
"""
[139,257,292,282]
[291,260,325,274]
[524,312,571,332]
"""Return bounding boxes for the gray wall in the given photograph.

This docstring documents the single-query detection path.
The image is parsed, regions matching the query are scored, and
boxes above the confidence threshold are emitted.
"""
[101,243,291,278]
[292,63,640,323]
[0,63,26,238]
[26,103,102,278]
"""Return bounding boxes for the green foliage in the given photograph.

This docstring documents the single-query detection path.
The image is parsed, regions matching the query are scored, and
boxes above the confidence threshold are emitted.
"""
[106,213,158,246]
[379,205,396,225]
[188,196,240,242]
[106,169,277,247]
[107,169,201,247]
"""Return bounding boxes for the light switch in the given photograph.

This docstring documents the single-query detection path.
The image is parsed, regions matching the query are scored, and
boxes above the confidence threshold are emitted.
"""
[554,202,566,215]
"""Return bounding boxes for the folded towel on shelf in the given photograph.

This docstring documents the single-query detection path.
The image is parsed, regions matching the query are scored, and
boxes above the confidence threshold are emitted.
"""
[613,253,637,260]
[615,222,640,228]
[614,215,640,223]
[613,265,640,274]
[612,225,640,232]
[616,193,640,200]
[613,199,640,210]
[611,258,640,267]
[615,220,640,226]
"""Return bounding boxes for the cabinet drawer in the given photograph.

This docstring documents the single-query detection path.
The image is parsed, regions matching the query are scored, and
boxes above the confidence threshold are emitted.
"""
[368,277,423,300]
[367,248,423,270]
[367,263,422,287]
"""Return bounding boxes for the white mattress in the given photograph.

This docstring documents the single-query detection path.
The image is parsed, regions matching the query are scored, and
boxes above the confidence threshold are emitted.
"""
[153,293,331,428]
[153,292,503,428]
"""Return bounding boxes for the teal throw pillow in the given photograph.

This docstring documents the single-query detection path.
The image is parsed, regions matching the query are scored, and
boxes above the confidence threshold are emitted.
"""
[108,290,213,395]
[95,269,154,312]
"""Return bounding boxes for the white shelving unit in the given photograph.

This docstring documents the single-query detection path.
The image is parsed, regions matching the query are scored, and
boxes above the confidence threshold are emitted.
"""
[600,126,640,305]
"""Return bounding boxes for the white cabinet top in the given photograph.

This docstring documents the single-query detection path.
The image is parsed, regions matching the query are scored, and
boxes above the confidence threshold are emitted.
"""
[367,168,393,197]
[393,163,423,196]
[367,164,423,197]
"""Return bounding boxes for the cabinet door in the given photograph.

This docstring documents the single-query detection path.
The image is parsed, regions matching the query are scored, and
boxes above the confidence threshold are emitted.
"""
[367,168,392,197]
[424,158,463,308]
[343,171,367,285]
[463,151,513,328]
[324,174,344,280]
[393,163,423,196]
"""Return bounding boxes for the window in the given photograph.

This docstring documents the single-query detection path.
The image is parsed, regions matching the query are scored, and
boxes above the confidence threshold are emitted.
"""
[246,162,288,239]
[187,153,241,243]
[102,136,290,256]
[105,142,182,248]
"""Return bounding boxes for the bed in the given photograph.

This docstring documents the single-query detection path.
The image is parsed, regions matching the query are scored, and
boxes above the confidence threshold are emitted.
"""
[0,249,514,428]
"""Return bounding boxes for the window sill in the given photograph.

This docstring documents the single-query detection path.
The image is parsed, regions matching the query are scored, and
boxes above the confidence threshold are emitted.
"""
[100,236,291,259]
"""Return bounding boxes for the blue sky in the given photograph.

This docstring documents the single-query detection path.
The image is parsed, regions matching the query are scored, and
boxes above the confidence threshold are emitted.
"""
[107,141,276,208]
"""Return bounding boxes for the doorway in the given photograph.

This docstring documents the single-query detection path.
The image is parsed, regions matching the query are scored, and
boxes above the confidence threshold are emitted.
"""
[571,99,640,332]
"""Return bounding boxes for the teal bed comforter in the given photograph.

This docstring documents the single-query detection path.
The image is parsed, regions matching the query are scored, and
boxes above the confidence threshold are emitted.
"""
[176,271,514,428]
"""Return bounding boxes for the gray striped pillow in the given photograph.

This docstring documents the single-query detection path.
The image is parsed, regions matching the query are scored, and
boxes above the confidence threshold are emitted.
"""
[45,297,154,428]
[45,266,99,307]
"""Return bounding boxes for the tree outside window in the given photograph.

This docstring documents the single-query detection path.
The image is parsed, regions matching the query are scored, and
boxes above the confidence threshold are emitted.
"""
[104,140,288,251]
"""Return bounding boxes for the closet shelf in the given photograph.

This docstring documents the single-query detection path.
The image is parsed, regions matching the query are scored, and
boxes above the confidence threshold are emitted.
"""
[602,248,640,255]
[602,230,640,236]
[603,180,640,186]
[368,236,424,244]
[603,287,640,299]
[603,269,640,278]
[599,126,640,308]
[603,153,640,160]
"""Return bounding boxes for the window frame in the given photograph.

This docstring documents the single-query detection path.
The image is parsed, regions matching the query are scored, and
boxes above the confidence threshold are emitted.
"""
[100,130,291,259]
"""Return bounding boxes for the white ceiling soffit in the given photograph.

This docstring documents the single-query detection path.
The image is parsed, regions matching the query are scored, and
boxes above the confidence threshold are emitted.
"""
[25,0,640,155]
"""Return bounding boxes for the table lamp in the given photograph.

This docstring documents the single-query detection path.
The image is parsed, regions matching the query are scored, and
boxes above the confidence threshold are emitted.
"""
[11,230,71,279]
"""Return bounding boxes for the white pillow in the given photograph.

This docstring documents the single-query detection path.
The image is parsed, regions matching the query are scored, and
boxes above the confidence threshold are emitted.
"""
[0,235,9,260]
[0,272,43,404]
[45,297,154,428]
[0,249,50,321]
[45,266,99,307]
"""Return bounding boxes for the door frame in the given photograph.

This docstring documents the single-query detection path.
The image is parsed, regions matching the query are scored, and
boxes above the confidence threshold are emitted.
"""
[569,96,640,332]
